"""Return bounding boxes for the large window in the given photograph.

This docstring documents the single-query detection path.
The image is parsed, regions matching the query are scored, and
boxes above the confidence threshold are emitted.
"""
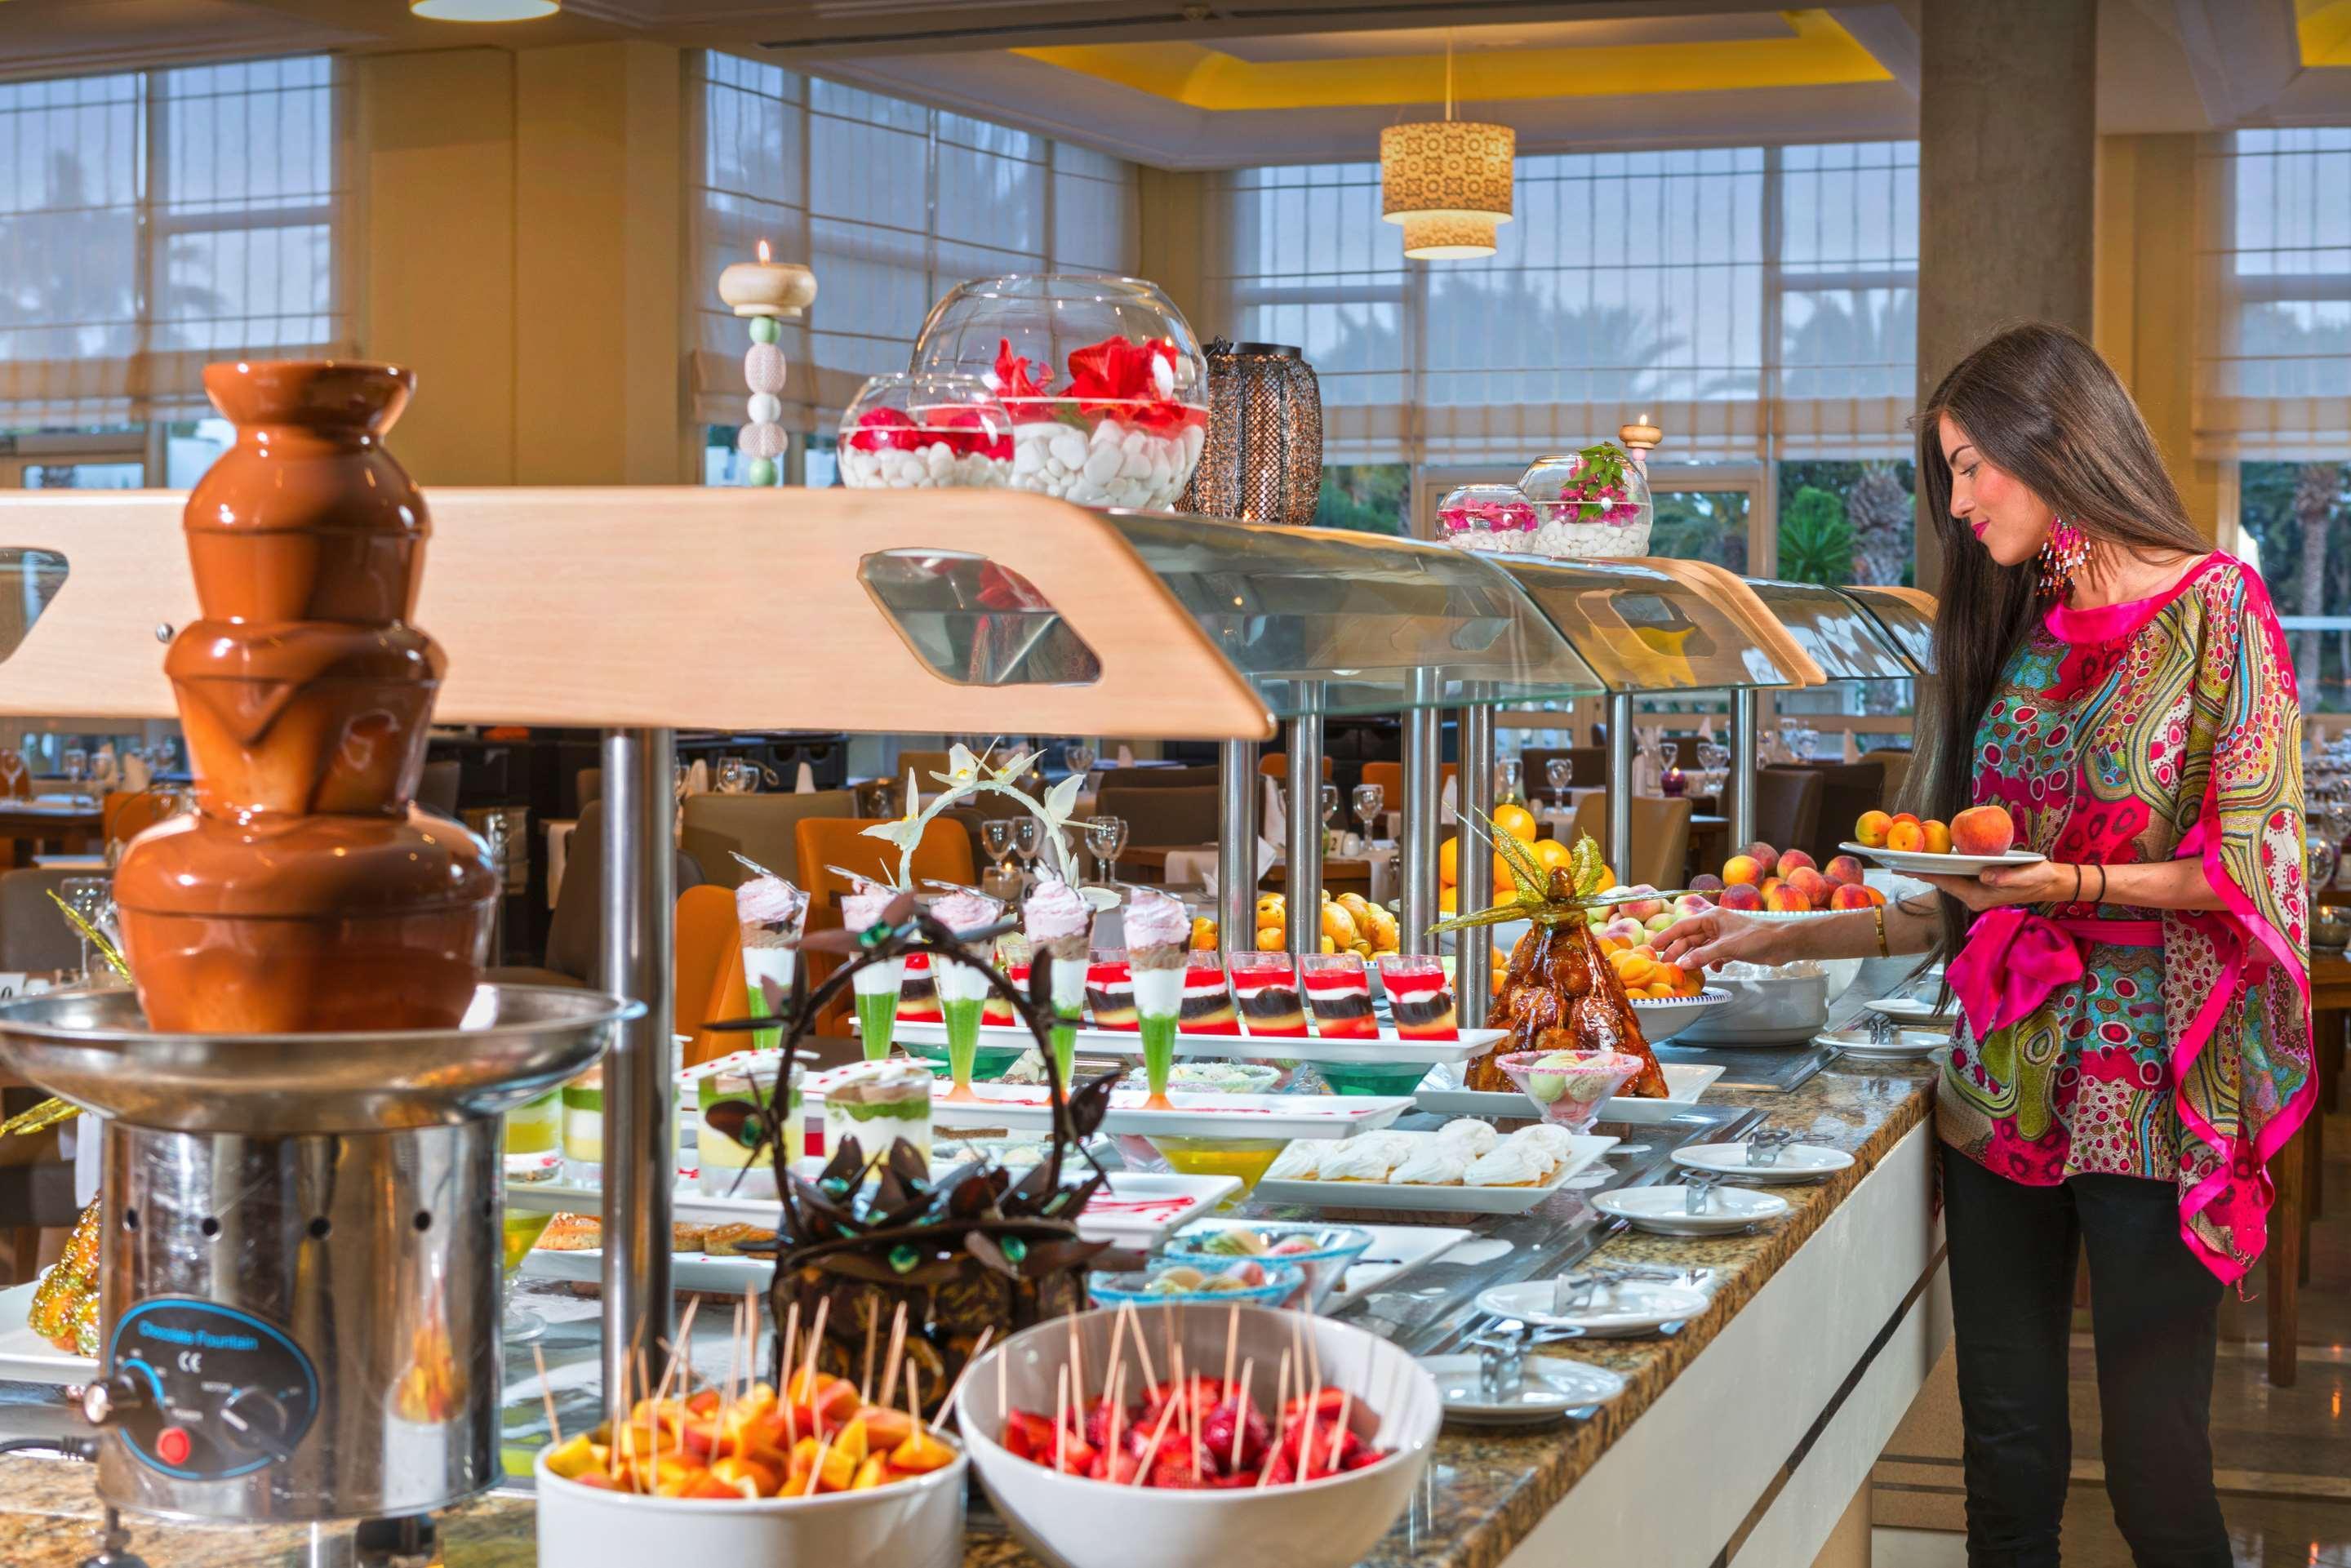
[0,57,347,468]
[691,53,1140,482]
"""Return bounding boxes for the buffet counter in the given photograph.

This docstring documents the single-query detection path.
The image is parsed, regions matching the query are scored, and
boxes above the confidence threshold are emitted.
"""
[0,961,1943,1567]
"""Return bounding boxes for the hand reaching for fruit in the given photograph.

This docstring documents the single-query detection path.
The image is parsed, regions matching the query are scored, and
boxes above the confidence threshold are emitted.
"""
[1651,907,1805,971]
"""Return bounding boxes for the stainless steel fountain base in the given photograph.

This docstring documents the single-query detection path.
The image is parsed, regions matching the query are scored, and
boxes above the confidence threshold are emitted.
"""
[0,984,637,1528]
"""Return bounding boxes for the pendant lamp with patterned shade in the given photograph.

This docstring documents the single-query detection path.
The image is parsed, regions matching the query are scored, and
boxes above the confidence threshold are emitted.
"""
[1380,36,1513,260]
[1179,340,1324,526]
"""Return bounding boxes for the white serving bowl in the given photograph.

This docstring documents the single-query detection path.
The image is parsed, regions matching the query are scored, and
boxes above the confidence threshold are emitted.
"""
[1627,987,1731,1044]
[959,1304,1441,1568]
[1738,911,1863,1000]
[1676,964,1830,1045]
[532,1442,967,1566]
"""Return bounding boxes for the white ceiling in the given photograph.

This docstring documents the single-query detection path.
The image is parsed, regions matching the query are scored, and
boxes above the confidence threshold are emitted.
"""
[0,0,2342,167]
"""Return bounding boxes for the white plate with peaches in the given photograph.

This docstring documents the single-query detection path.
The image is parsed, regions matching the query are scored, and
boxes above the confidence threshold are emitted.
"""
[1845,804,2041,877]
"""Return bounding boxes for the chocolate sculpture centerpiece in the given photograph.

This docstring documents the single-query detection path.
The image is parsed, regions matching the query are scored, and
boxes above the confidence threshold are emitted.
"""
[114,361,496,1032]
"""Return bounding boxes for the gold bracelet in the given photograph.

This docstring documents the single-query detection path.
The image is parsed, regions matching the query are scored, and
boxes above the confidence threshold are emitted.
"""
[1872,904,1890,958]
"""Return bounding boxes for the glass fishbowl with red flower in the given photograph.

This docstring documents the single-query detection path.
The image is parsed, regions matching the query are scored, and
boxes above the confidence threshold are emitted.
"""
[1516,442,1654,559]
[1433,483,1537,553]
[910,274,1208,510]
[838,372,1014,489]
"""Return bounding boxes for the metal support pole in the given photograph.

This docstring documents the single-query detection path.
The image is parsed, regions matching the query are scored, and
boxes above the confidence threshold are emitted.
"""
[1730,688,1759,849]
[1284,709,1323,965]
[1217,738,1260,964]
[1399,672,1443,957]
[1455,688,1496,1027]
[1607,694,1633,879]
[601,726,675,1424]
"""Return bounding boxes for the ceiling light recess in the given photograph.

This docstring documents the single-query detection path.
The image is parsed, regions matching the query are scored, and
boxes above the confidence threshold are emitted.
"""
[410,0,560,21]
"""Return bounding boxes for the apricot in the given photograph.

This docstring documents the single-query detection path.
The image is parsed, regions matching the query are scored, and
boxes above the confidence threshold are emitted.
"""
[1719,883,1763,911]
[1885,819,1927,854]
[1949,804,2015,857]
[1778,849,1817,875]
[1651,962,1687,993]
[1824,854,1866,886]
[1855,810,1892,848]
[1829,882,1875,911]
[1922,820,1953,855]
[1722,854,1763,887]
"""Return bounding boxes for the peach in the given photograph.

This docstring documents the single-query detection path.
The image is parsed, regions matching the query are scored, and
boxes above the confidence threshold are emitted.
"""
[1722,855,1763,887]
[1949,804,2014,857]
[1777,848,1816,875]
[1718,882,1763,911]
[1855,810,1892,848]
[1600,917,1646,947]
[1643,911,1678,935]
[1864,886,1887,907]
[1829,882,1875,911]
[1690,872,1725,894]
[1824,854,1865,886]
[1786,867,1831,904]
[1672,893,1713,917]
[1744,842,1780,877]
[1762,883,1814,913]
[1923,820,1953,855]
[1760,877,1782,898]
[1885,819,1927,854]
[1618,885,1667,921]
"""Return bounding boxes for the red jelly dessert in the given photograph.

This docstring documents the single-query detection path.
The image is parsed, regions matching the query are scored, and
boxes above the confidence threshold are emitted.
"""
[1178,957,1240,1035]
[1227,953,1307,1038]
[1375,954,1458,1041]
[1300,954,1377,1040]
[896,948,943,1024]
[1086,950,1136,1030]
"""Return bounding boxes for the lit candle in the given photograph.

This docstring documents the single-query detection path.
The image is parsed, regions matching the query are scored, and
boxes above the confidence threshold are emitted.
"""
[1619,410,1663,467]
[718,239,817,319]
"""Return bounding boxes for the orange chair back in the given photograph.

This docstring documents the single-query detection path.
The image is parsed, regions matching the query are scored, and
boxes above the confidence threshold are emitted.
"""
[1257,753,1332,780]
[675,884,747,1064]
[1357,761,1455,802]
[102,790,177,847]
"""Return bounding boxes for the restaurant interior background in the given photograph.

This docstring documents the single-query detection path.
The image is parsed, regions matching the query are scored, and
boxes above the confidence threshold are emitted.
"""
[0,2,2345,1565]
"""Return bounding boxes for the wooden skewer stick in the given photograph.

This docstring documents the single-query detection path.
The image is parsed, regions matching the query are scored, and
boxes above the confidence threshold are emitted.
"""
[1256,1351,1291,1487]
[878,1300,909,1418]
[1128,1393,1182,1486]
[1067,1312,1086,1416]
[781,1299,802,1446]
[1104,1366,1125,1479]
[1184,1345,1201,1477]
[862,1303,880,1403]
[1223,1304,1239,1397]
[1118,1299,1158,1391]
[903,1358,922,1437]
[1333,1388,1353,1476]
[532,1344,562,1448]
[929,1326,993,1434]
[802,1425,836,1497]
[633,1348,653,1493]
[799,1297,831,1440]
[1298,1377,1322,1486]
[1055,1365,1070,1476]
[1228,1357,1253,1472]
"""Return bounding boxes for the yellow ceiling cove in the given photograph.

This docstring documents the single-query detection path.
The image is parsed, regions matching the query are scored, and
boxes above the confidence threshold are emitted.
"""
[1014,11,1892,109]
[2301,0,2351,66]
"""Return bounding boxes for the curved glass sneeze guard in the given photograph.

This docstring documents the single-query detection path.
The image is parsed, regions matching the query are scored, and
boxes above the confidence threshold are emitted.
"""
[1489,557,1807,691]
[1842,585,1937,674]
[1096,513,1607,717]
[1740,577,1919,682]
[0,549,69,666]
[858,550,1104,689]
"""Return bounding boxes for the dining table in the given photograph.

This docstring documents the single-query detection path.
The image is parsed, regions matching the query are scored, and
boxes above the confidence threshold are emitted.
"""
[0,799,100,870]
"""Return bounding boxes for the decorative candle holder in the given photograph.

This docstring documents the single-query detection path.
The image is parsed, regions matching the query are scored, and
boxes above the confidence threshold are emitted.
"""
[717,241,818,486]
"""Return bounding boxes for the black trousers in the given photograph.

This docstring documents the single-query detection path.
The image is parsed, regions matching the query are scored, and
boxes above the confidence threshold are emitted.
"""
[1941,1145,2231,1567]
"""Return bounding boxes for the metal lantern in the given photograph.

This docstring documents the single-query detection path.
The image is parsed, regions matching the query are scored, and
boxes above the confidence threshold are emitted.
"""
[1179,340,1324,526]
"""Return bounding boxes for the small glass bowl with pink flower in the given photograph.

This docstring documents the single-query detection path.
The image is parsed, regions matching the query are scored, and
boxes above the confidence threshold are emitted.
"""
[1433,484,1538,553]
[838,372,1014,490]
[1517,444,1653,559]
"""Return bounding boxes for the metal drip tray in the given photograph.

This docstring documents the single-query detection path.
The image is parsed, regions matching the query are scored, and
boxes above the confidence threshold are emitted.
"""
[0,984,635,1134]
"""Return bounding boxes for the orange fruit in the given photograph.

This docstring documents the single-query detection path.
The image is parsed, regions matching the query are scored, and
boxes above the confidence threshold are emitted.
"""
[1493,804,1538,844]
[1438,837,1460,886]
[1492,853,1518,896]
[1533,837,1573,871]
[1439,886,1458,915]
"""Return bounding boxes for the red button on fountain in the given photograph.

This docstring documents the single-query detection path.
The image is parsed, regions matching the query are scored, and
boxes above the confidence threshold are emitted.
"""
[156,1428,190,1466]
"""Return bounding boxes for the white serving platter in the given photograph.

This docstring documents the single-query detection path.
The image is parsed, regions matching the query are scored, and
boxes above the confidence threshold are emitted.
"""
[0,1282,93,1384]
[1412,1061,1722,1122]
[508,1167,1237,1254]
[1842,840,2044,877]
[1671,1141,1855,1184]
[882,1018,1492,1068]
[802,1073,1412,1141]
[1589,1184,1791,1237]
[1860,997,1961,1028]
[1473,1277,1711,1338]
[1421,1352,1628,1427]
[1817,1027,1947,1062]
[1252,1133,1615,1215]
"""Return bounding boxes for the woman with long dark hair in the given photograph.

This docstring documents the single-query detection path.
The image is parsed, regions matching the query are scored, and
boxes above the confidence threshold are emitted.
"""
[1658,322,2312,1566]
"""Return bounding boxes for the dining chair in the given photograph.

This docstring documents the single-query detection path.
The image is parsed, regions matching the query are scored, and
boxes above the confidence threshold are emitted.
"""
[1874,748,1917,812]
[1566,795,1695,891]
[1517,748,1608,800]
[417,759,463,820]
[795,816,977,1037]
[1357,761,1456,803]
[674,882,751,1068]
[891,750,957,793]
[1091,765,1223,790]
[1792,759,1888,866]
[1751,768,1825,862]
[680,789,856,890]
[1095,784,1220,849]
[1257,753,1333,780]
[0,868,82,974]
[537,800,707,985]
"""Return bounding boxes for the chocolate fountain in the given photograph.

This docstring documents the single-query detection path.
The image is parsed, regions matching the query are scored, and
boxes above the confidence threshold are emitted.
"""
[0,362,633,1560]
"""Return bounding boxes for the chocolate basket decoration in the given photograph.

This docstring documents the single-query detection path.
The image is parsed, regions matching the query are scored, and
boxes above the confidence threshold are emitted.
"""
[702,888,1136,1418]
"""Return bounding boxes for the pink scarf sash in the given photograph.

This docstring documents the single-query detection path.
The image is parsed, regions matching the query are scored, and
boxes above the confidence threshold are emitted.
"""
[1949,906,2165,1041]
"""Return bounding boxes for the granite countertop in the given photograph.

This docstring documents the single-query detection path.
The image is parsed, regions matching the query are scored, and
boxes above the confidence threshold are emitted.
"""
[0,982,1940,1567]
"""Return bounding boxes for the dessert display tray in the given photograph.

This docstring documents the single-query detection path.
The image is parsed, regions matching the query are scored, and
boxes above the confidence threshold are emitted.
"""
[1164,1220,1473,1312]
[803,1072,1414,1141]
[1412,1062,1723,1122]
[876,1019,1492,1068]
[1252,1134,1616,1215]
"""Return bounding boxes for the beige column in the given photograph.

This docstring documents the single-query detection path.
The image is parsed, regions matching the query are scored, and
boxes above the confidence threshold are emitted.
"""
[1137,167,1212,336]
[1914,0,2099,590]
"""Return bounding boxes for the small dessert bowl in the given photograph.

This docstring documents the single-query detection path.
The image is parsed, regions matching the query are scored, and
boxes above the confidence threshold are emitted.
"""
[1494,1050,1646,1130]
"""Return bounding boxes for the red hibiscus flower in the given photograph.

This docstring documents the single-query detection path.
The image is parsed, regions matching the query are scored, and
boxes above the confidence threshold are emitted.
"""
[1062,335,1202,435]
[846,406,921,454]
[990,338,1055,420]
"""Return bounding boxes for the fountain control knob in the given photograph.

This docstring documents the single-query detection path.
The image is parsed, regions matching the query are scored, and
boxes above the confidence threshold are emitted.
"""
[216,1387,294,1461]
[81,1373,149,1428]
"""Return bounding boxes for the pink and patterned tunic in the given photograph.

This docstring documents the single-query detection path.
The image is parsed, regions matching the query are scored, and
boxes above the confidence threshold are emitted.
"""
[1939,553,2312,1282]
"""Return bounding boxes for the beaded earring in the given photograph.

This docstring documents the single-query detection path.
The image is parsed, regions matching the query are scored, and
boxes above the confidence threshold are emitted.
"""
[2038,515,2090,599]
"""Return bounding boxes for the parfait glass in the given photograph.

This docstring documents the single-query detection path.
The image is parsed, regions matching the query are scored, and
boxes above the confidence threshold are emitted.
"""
[1320,784,1340,854]
[1352,783,1384,846]
[851,955,904,1063]
[1087,815,1127,884]
[500,1092,561,1343]
[1546,757,1575,815]
[1495,758,1523,806]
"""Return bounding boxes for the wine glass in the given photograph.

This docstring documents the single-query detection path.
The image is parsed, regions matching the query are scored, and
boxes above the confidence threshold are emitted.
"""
[1793,726,1819,763]
[1545,757,1574,815]
[62,747,87,788]
[982,817,1016,879]
[1011,817,1042,886]
[673,762,695,802]
[60,876,113,983]
[1351,782,1384,845]
[1495,758,1523,806]
[1087,815,1128,885]
[1064,741,1096,780]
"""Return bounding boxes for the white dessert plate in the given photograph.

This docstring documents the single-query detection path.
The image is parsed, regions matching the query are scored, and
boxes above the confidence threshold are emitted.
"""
[882,1018,1491,1068]
[1421,1352,1627,1427]
[1590,1184,1790,1236]
[1817,1027,1947,1062]
[1413,1062,1722,1122]
[507,1167,1234,1254]
[1671,1141,1855,1184]
[1474,1277,1711,1338]
[0,1281,94,1384]
[1860,997,1961,1028]
[1253,1134,1615,1215]
[1842,840,2044,877]
[802,1072,1412,1142]
[1628,988,1731,1044]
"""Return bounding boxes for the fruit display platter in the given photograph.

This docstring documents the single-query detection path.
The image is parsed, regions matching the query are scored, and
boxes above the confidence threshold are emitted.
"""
[1846,802,2034,875]
[507,1167,1240,1255]
[1413,1061,1724,1122]
[884,1018,1495,1067]
[1842,840,2043,877]
[801,1072,1414,1141]
[1252,1133,1617,1215]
